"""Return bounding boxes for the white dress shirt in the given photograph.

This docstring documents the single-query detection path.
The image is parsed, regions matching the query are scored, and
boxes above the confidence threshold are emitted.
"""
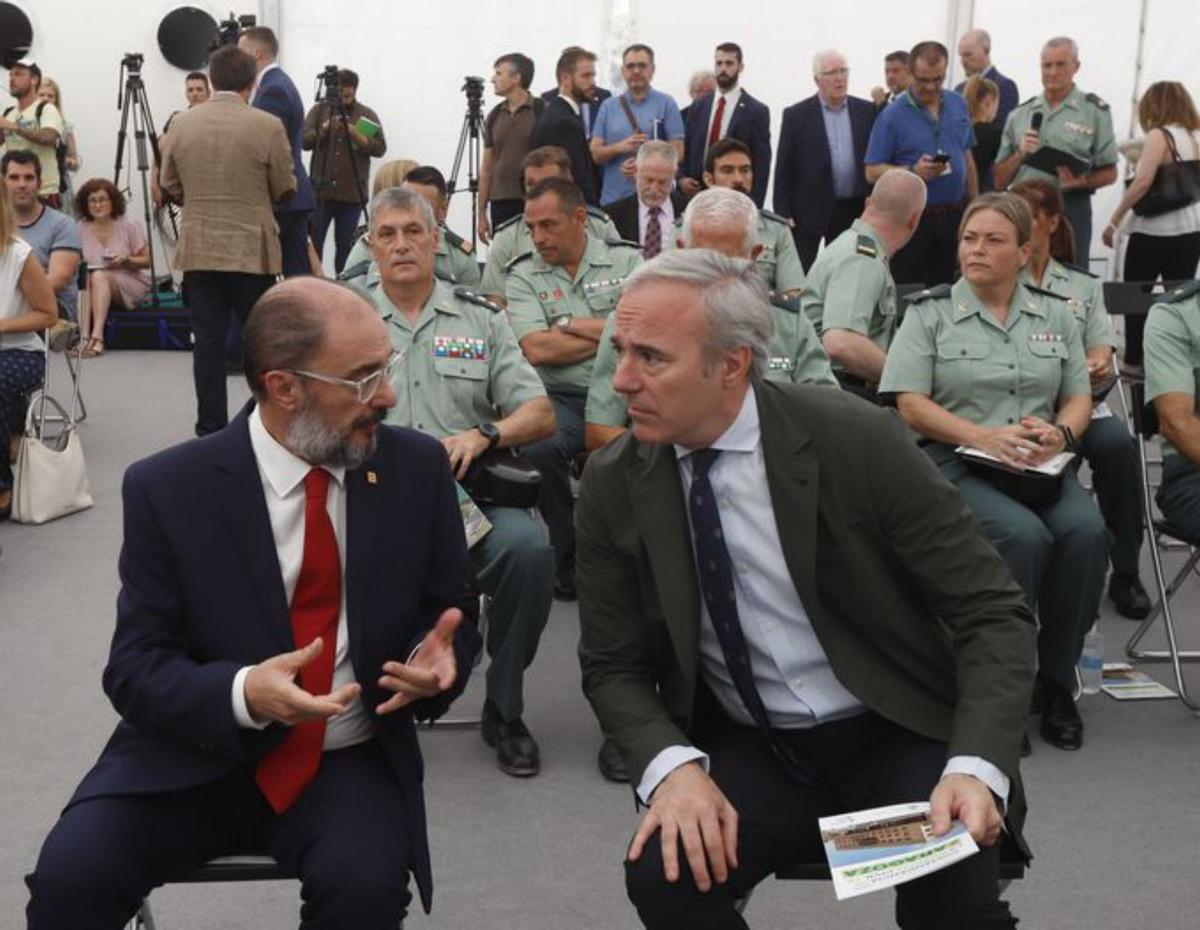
[637,387,1009,806]
[704,86,742,147]
[637,197,675,248]
[230,407,373,750]
[557,93,581,117]
[250,61,279,104]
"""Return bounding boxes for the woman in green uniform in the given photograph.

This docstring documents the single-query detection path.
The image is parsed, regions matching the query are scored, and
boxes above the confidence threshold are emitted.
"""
[880,192,1108,751]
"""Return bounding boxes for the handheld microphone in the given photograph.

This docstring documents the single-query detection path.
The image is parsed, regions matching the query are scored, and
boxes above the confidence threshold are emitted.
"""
[1031,112,1043,133]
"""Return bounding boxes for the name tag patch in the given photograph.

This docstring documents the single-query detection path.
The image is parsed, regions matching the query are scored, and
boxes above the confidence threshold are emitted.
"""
[768,356,795,372]
[1064,121,1094,136]
[434,335,488,360]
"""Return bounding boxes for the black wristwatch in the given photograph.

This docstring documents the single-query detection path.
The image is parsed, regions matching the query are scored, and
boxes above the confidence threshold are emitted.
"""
[1056,423,1078,454]
[477,422,501,449]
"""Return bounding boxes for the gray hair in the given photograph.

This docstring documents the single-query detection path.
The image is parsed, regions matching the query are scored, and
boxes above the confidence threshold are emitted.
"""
[688,69,715,95]
[1043,36,1079,61]
[812,49,847,77]
[368,187,437,232]
[636,139,678,170]
[680,187,759,257]
[960,28,991,52]
[622,249,774,383]
[868,168,927,224]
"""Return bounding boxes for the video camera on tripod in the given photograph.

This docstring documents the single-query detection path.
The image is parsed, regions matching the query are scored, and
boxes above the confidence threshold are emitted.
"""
[445,76,487,245]
[317,65,340,104]
[113,52,165,306]
[210,11,256,51]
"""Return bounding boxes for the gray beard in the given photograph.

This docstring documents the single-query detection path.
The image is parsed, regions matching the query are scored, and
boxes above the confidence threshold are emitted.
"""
[285,401,380,470]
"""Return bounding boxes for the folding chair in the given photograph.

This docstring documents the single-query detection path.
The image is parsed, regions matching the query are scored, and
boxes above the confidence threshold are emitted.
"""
[1125,380,1200,712]
[129,854,286,930]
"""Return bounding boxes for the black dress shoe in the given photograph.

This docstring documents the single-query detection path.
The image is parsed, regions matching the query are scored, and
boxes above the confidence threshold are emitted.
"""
[1039,676,1083,750]
[481,702,540,777]
[553,571,577,601]
[597,737,629,783]
[1108,573,1152,620]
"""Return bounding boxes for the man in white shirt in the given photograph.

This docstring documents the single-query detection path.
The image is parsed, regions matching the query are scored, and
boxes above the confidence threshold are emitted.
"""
[26,277,481,928]
[577,249,1034,928]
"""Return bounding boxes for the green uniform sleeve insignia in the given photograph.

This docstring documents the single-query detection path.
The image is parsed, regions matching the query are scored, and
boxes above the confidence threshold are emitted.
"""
[1159,280,1200,303]
[1084,92,1110,111]
[855,235,878,258]
[506,251,534,271]
[904,283,952,304]
[454,287,503,313]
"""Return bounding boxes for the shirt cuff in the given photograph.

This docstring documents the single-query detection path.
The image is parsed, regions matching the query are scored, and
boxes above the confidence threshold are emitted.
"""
[636,745,709,805]
[231,666,269,730]
[942,755,1010,809]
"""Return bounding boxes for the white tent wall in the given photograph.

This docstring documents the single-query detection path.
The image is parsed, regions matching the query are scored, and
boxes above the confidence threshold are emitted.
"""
[7,1,1200,270]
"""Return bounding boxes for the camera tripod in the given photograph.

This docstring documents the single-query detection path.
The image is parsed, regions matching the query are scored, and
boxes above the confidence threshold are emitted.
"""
[446,77,485,248]
[113,55,163,308]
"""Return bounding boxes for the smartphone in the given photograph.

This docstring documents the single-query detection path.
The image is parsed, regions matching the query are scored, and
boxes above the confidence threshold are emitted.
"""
[932,152,951,164]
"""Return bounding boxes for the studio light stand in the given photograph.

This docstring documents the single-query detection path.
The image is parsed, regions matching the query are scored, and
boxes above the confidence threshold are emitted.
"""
[446,76,485,247]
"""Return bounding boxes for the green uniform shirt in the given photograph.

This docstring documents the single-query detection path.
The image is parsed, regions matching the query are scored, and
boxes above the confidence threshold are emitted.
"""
[481,207,620,298]
[996,86,1117,187]
[1144,281,1200,459]
[800,218,897,371]
[1020,258,1114,350]
[368,278,545,438]
[585,294,838,428]
[505,235,642,390]
[340,223,480,291]
[880,278,1090,428]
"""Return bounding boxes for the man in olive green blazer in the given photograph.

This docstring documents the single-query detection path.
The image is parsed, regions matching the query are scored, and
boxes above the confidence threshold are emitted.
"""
[577,249,1035,929]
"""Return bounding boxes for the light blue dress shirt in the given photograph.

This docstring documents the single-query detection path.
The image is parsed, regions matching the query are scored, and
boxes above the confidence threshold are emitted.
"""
[821,97,858,200]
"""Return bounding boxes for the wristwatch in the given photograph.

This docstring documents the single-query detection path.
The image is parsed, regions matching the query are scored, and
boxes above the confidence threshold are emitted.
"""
[477,422,501,449]
[554,315,572,333]
[1055,423,1078,454]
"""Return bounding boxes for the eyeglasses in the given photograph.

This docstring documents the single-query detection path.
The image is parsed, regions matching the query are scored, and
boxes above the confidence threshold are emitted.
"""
[287,350,402,403]
[818,68,849,78]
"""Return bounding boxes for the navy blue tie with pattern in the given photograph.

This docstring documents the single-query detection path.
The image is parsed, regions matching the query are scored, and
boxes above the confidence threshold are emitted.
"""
[687,448,817,786]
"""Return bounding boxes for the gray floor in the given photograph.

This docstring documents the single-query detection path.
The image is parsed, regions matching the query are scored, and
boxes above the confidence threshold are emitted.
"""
[2,350,1198,929]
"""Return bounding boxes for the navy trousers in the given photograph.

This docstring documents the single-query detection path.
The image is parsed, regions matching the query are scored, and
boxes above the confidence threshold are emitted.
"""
[27,741,413,930]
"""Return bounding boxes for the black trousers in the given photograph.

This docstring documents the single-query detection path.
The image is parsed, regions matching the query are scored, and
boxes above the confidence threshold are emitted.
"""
[26,741,413,930]
[490,198,524,230]
[186,270,274,436]
[1121,230,1200,365]
[313,200,364,274]
[625,712,1016,929]
[277,209,313,278]
[523,385,586,580]
[793,197,865,273]
[889,205,963,287]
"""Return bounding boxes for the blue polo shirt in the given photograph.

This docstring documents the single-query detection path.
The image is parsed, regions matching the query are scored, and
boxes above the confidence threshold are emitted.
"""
[592,88,685,204]
[865,90,975,205]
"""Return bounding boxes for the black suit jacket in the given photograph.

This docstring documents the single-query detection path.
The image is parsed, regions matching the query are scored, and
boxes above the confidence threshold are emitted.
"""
[682,89,772,207]
[955,66,1020,130]
[68,407,481,911]
[539,87,610,137]
[531,96,599,205]
[603,190,686,244]
[774,94,876,235]
[253,67,315,213]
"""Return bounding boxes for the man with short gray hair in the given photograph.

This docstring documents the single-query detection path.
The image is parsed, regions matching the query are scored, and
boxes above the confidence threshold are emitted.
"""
[578,247,1034,930]
[954,28,1019,128]
[603,140,683,257]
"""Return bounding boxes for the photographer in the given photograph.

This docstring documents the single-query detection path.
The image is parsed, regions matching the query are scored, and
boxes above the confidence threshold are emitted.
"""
[303,68,387,274]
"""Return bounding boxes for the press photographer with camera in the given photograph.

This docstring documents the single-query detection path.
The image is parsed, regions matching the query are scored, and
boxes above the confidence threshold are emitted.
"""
[303,67,386,274]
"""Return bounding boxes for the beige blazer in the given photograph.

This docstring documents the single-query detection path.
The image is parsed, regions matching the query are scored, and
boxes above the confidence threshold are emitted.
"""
[160,94,296,275]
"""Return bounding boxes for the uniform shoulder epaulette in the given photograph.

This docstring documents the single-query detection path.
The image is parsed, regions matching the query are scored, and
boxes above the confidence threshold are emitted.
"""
[443,227,475,254]
[1018,95,1037,107]
[1024,284,1069,301]
[586,205,609,221]
[494,213,522,234]
[904,283,952,303]
[454,286,502,313]
[855,235,878,258]
[350,223,368,241]
[506,251,534,271]
[1158,280,1200,304]
[610,239,642,250]
[760,209,788,225]
[338,259,371,282]
[1084,92,1110,111]
[1061,261,1098,279]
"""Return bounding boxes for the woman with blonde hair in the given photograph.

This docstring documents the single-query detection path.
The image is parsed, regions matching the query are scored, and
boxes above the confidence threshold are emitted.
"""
[0,181,59,518]
[35,78,81,216]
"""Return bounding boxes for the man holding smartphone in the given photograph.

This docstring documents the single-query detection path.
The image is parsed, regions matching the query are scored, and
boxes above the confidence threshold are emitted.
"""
[864,40,977,286]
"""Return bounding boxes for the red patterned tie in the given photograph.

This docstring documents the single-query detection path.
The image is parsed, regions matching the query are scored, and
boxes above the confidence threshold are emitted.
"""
[644,207,662,259]
[708,95,727,149]
[255,467,342,814]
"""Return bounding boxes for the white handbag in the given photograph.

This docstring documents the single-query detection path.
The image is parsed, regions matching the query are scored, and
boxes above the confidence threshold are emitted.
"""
[12,395,93,524]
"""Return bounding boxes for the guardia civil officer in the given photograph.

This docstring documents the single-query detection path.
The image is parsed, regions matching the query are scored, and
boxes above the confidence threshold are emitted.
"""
[880,192,1108,752]
[993,36,1117,260]
[800,167,926,401]
[364,186,557,778]
[505,178,641,601]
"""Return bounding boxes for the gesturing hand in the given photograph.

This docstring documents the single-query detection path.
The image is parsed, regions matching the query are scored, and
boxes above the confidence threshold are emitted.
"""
[930,773,1003,846]
[376,608,464,715]
[627,762,739,893]
[244,637,362,726]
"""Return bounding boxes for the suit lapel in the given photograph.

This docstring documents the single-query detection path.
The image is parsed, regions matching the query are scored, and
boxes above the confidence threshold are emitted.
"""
[757,386,822,623]
[344,460,381,674]
[213,411,292,652]
[629,443,700,682]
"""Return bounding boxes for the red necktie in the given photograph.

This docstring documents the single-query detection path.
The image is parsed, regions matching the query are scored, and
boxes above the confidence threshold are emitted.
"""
[708,95,727,149]
[644,207,662,259]
[255,467,342,814]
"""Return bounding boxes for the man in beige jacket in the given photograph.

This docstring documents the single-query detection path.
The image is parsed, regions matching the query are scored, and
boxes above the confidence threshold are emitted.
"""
[161,45,295,435]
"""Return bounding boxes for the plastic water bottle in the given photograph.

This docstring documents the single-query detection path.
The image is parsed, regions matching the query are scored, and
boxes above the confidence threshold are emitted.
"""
[1079,625,1105,694]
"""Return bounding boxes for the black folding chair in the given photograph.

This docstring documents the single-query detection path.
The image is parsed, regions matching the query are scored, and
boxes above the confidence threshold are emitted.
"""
[129,854,287,930]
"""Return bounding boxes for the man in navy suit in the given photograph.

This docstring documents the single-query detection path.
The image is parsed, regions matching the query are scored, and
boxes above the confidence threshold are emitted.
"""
[680,43,771,208]
[240,26,315,278]
[532,47,601,205]
[26,277,481,929]
[774,49,877,272]
[954,29,1019,130]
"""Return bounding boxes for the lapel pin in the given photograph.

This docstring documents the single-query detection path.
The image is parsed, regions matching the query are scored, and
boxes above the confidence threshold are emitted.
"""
[367,471,378,485]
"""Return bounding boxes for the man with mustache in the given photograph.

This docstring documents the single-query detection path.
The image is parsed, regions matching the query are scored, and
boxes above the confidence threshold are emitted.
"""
[364,186,558,777]
[26,276,482,928]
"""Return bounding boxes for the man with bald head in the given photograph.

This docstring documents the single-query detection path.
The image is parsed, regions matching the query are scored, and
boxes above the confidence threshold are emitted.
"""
[954,29,1019,129]
[801,167,926,400]
[26,276,481,928]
